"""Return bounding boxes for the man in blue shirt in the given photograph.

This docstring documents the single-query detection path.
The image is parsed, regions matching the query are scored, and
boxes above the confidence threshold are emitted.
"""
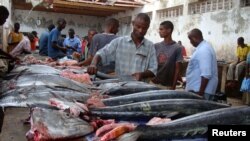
[48,18,67,60]
[39,24,55,56]
[63,28,81,58]
[185,28,218,100]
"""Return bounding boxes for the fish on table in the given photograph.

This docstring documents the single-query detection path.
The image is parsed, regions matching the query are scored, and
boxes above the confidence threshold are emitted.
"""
[0,74,92,93]
[102,90,202,106]
[91,99,230,119]
[26,107,94,141]
[97,81,160,96]
[0,88,90,108]
[118,106,250,141]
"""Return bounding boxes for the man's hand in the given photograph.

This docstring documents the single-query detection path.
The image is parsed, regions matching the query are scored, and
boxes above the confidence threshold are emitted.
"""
[87,64,98,75]
[132,72,143,81]
[198,91,205,97]
[72,52,81,61]
[61,47,67,53]
[67,45,77,51]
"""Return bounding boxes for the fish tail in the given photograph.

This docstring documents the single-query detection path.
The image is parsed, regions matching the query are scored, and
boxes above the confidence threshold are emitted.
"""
[116,131,141,141]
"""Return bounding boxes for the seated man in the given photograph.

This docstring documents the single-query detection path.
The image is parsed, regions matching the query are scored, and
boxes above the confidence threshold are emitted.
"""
[10,33,34,57]
[227,37,249,87]
[7,22,23,53]
[63,28,81,59]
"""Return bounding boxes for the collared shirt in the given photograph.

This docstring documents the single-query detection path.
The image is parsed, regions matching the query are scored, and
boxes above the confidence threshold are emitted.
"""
[10,36,31,57]
[39,31,49,56]
[96,35,157,76]
[185,40,218,95]
[63,36,81,56]
[48,28,64,59]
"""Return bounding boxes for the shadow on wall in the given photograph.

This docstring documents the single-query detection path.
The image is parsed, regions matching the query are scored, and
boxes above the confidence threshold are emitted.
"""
[14,14,102,31]
[216,45,237,62]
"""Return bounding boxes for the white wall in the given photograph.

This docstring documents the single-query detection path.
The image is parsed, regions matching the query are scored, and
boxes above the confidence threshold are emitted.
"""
[111,0,250,61]
[12,9,105,38]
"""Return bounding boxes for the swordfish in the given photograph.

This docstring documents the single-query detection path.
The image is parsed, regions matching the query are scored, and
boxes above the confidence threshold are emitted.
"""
[0,90,90,108]
[118,106,250,141]
[102,90,202,106]
[97,81,160,96]
[0,74,92,93]
[91,99,230,118]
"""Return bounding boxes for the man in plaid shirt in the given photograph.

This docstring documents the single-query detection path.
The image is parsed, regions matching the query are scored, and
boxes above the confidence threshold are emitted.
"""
[88,13,157,81]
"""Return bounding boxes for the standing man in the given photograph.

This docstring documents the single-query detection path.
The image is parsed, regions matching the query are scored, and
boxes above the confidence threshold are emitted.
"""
[80,29,97,61]
[48,18,67,60]
[39,24,55,56]
[185,28,218,100]
[87,13,157,81]
[78,18,119,71]
[0,5,17,75]
[63,28,81,58]
[227,37,249,87]
[151,21,183,89]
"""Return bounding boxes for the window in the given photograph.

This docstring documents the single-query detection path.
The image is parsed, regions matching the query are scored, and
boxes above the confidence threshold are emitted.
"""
[207,1,212,12]
[241,0,250,7]
[201,2,206,13]
[224,0,232,10]
[218,0,223,10]
[146,12,152,20]
[212,0,217,11]
[156,5,183,19]
[189,0,232,15]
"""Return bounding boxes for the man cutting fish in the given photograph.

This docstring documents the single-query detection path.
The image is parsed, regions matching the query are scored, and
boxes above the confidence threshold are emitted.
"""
[87,13,157,81]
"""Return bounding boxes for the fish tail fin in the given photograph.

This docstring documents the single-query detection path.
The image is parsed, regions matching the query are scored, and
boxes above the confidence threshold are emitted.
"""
[117,131,141,141]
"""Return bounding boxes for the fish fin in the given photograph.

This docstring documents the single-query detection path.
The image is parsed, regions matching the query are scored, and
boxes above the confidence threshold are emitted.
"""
[14,68,28,80]
[182,131,189,137]
[50,91,68,102]
[198,128,208,135]
[165,111,180,118]
[45,85,56,90]
[189,130,198,136]
[116,131,141,141]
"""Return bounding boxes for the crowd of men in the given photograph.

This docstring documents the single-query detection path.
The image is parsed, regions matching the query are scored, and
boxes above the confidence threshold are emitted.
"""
[0,5,249,102]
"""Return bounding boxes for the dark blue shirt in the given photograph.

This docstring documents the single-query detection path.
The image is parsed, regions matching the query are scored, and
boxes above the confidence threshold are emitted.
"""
[39,31,49,56]
[48,28,64,59]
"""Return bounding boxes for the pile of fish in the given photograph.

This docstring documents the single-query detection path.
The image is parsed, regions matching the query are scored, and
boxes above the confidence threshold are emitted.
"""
[0,61,248,141]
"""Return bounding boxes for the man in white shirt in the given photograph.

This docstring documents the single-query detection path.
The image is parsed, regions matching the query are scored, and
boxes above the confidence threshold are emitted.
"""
[10,33,34,57]
[185,28,218,100]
